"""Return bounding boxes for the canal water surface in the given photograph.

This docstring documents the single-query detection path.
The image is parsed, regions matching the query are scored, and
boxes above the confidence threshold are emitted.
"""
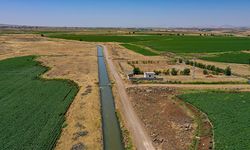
[97,46,124,150]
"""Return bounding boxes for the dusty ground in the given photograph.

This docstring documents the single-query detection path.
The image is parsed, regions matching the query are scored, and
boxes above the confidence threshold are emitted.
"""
[0,34,102,150]
[127,87,196,150]
[104,42,250,150]
[104,43,248,83]
[133,62,247,83]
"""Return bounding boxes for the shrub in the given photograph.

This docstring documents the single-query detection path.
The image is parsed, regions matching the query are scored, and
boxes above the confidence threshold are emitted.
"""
[179,58,183,63]
[212,71,219,75]
[171,68,178,76]
[154,70,162,75]
[183,68,191,75]
[203,70,209,75]
[224,66,232,76]
[163,69,170,75]
[185,60,190,65]
[216,67,225,73]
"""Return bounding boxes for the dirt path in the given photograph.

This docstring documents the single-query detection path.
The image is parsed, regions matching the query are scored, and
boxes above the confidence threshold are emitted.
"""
[102,45,155,150]
[128,84,250,91]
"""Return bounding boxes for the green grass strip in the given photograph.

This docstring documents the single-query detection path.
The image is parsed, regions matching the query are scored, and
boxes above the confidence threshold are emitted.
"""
[121,43,158,56]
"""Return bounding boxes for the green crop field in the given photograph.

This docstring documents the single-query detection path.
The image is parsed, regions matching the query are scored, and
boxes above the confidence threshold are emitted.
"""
[136,36,250,53]
[179,92,250,150]
[47,34,250,54]
[0,56,78,150]
[48,34,157,43]
[120,43,158,56]
[202,52,250,64]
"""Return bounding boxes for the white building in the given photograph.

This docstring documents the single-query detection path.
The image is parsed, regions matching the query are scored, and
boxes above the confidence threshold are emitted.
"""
[144,72,156,79]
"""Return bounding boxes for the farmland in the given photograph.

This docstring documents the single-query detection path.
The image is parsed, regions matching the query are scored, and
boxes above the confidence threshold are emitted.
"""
[202,52,250,64]
[120,43,158,56]
[47,34,250,54]
[179,92,250,150]
[0,56,78,150]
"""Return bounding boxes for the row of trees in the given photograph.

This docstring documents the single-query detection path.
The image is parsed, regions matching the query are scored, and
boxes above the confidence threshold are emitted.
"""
[178,58,232,76]
[133,67,191,76]
[128,60,160,65]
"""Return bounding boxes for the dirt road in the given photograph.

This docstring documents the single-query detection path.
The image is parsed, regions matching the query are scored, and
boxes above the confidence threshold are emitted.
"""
[127,84,250,91]
[102,45,155,150]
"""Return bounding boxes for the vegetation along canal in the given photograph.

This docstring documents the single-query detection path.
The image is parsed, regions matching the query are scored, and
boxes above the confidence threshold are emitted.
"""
[97,46,124,150]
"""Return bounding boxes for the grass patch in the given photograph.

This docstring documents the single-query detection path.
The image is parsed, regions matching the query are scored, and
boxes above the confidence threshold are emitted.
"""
[179,92,250,150]
[121,44,158,56]
[0,56,79,149]
[202,52,250,64]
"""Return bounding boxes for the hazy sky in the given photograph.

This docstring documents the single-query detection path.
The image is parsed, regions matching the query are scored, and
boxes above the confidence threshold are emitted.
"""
[1,0,250,27]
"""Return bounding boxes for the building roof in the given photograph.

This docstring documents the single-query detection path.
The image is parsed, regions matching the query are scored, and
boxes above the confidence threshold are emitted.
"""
[144,72,155,74]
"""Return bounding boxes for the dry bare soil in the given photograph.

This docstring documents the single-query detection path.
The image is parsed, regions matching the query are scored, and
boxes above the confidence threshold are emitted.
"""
[0,34,102,150]
[127,87,195,150]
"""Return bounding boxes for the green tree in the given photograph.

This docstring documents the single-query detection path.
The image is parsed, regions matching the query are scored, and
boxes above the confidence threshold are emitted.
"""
[203,70,209,75]
[183,68,191,75]
[133,67,142,75]
[225,66,232,76]
[171,68,178,76]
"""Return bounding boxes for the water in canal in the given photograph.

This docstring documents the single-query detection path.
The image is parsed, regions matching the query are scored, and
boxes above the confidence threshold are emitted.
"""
[97,46,124,150]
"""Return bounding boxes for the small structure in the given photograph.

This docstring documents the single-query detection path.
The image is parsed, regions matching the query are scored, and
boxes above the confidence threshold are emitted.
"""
[144,72,156,79]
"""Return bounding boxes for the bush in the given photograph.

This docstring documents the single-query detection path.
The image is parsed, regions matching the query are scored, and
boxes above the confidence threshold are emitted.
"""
[183,68,191,75]
[163,69,170,75]
[224,66,232,76]
[171,68,178,76]
[214,67,223,73]
[212,71,219,75]
[185,60,190,65]
[203,70,209,75]
[133,67,142,75]
[154,70,162,75]
[179,58,183,63]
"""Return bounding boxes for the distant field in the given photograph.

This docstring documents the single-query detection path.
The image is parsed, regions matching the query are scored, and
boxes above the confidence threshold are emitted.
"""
[180,92,250,150]
[0,56,78,149]
[47,34,250,54]
[136,36,250,53]
[121,43,158,56]
[202,52,250,64]
[48,34,157,43]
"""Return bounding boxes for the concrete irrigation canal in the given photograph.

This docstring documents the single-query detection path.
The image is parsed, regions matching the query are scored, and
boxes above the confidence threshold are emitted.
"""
[97,46,124,150]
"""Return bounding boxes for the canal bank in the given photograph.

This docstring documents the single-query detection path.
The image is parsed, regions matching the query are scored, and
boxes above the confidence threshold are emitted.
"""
[97,46,124,150]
